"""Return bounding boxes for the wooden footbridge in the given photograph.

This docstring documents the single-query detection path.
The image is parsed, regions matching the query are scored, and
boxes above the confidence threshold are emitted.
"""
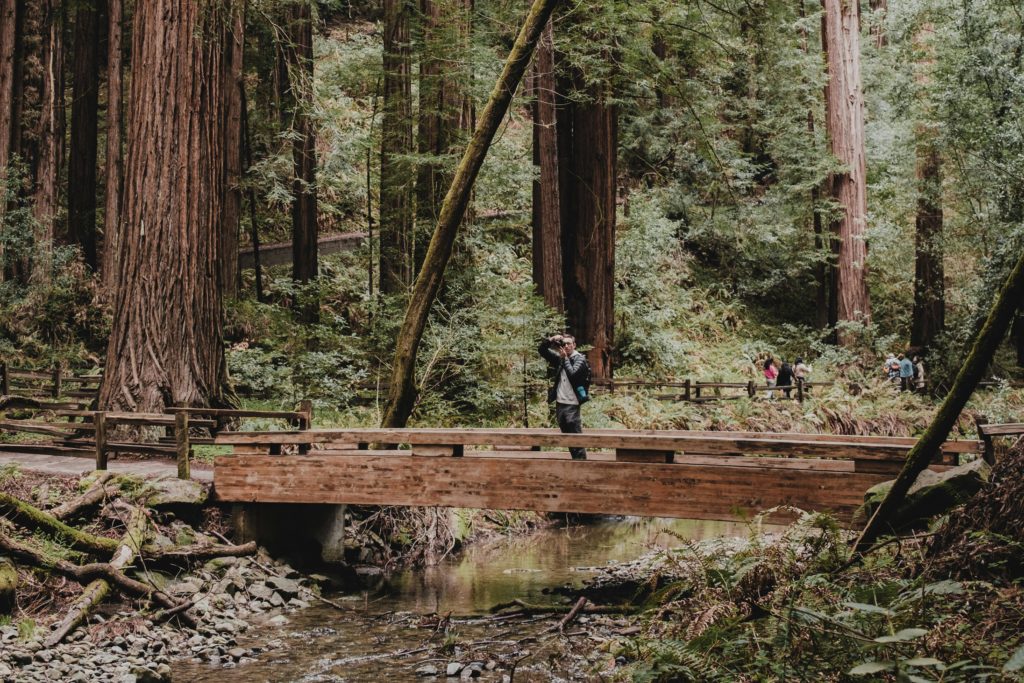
[211,428,989,525]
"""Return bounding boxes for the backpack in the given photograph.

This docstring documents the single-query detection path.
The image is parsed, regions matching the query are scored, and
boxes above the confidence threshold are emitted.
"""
[568,356,592,404]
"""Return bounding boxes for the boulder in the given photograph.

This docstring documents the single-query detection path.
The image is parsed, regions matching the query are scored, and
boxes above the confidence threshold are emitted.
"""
[859,459,991,531]
[142,477,208,507]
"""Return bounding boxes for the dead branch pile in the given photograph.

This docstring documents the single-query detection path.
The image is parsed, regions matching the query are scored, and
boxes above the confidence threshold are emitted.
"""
[922,437,1024,581]
[0,477,256,646]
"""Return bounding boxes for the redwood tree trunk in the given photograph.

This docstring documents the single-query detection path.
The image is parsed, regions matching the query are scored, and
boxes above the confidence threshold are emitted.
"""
[221,4,244,299]
[31,0,64,283]
[68,0,102,269]
[102,0,123,290]
[557,69,617,379]
[379,0,414,294]
[0,0,24,281]
[529,19,563,312]
[99,0,235,413]
[416,0,473,264]
[821,0,871,344]
[283,1,318,301]
[910,27,944,351]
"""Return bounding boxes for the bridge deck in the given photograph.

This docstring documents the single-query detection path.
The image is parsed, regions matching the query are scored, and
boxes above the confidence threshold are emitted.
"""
[213,429,983,524]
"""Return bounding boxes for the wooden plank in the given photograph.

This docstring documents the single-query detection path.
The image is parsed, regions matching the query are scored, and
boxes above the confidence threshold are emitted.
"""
[616,449,673,463]
[212,455,888,524]
[164,407,303,420]
[412,445,463,457]
[0,421,84,437]
[0,443,94,457]
[238,231,365,269]
[978,423,1024,437]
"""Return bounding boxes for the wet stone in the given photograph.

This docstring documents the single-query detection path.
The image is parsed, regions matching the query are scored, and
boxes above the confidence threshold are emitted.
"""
[416,664,440,676]
[446,662,464,676]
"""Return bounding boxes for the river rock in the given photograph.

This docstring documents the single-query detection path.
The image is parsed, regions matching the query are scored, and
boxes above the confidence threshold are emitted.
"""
[169,580,202,596]
[269,591,286,607]
[859,458,991,530]
[248,583,274,601]
[416,664,440,676]
[266,576,301,597]
[267,615,290,627]
[227,647,247,660]
[446,662,464,676]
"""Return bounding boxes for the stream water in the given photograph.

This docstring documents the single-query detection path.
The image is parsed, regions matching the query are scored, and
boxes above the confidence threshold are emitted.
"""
[172,517,760,682]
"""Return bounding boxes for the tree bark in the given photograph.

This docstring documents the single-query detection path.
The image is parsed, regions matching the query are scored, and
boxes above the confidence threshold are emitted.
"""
[0,556,15,613]
[557,65,617,379]
[910,25,944,351]
[99,0,236,414]
[821,0,871,344]
[1016,305,1024,367]
[530,19,563,312]
[102,0,124,291]
[416,0,473,267]
[379,0,415,294]
[282,1,318,320]
[221,2,244,299]
[30,0,64,283]
[49,471,114,520]
[855,247,1024,553]
[0,491,121,555]
[381,0,563,428]
[67,0,103,269]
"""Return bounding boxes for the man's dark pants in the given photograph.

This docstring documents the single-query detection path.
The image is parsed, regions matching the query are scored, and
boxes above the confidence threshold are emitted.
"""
[555,402,587,460]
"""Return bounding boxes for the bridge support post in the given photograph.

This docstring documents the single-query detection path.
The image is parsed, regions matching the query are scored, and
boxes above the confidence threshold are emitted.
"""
[231,503,349,565]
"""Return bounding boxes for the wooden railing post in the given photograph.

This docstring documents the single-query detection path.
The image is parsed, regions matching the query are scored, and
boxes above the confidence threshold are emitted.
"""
[297,399,313,454]
[175,410,190,480]
[52,366,62,398]
[683,379,691,402]
[0,361,8,395]
[94,412,108,470]
[797,378,805,403]
[694,382,702,400]
[747,380,755,398]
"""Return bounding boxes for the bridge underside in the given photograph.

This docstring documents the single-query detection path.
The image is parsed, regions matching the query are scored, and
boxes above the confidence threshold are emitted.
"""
[213,453,890,524]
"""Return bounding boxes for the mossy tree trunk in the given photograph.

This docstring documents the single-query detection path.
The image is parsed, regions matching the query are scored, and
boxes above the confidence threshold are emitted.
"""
[381,0,564,428]
[855,247,1024,553]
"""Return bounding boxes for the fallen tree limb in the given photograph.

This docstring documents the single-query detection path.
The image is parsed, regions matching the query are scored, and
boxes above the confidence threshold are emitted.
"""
[50,473,115,520]
[141,540,258,566]
[549,597,588,634]
[0,492,120,555]
[489,598,635,616]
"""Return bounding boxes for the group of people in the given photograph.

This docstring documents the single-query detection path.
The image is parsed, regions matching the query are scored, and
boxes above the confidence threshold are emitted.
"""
[761,356,811,398]
[885,353,926,392]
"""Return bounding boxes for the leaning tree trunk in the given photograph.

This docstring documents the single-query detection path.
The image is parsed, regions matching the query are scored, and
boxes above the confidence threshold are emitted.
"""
[99,0,236,413]
[220,3,244,300]
[379,0,415,294]
[30,0,64,284]
[67,0,102,270]
[102,0,124,290]
[910,25,944,351]
[529,19,564,312]
[381,0,564,428]
[855,246,1024,553]
[821,0,871,344]
[558,69,617,379]
[282,1,318,320]
[1016,304,1024,367]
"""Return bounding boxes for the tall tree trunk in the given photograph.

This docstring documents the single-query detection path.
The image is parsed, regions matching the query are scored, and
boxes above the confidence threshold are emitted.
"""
[821,0,871,344]
[0,0,20,279]
[283,1,318,320]
[31,0,64,284]
[856,247,1024,552]
[868,0,886,48]
[99,0,236,413]
[220,3,244,299]
[67,0,102,269]
[529,19,563,312]
[102,0,123,291]
[381,0,562,428]
[910,25,944,351]
[379,0,414,294]
[557,62,617,379]
[416,0,473,268]
[1015,305,1024,367]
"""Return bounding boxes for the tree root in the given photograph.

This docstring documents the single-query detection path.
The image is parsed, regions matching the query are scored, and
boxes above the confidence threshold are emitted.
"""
[489,598,636,616]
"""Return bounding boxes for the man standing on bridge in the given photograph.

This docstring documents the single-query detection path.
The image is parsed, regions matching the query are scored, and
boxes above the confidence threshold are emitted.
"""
[539,334,591,460]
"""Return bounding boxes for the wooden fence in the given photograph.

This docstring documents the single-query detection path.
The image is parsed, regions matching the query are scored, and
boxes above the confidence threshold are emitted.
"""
[0,362,101,400]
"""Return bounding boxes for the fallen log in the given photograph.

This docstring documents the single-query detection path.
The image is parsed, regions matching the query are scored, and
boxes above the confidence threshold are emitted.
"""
[549,597,588,634]
[142,540,258,566]
[50,472,115,520]
[0,556,16,613]
[489,598,635,616]
[0,492,120,555]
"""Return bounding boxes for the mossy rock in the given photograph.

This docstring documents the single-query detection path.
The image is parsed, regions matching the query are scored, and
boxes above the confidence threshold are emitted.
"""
[858,459,991,531]
[141,477,209,507]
